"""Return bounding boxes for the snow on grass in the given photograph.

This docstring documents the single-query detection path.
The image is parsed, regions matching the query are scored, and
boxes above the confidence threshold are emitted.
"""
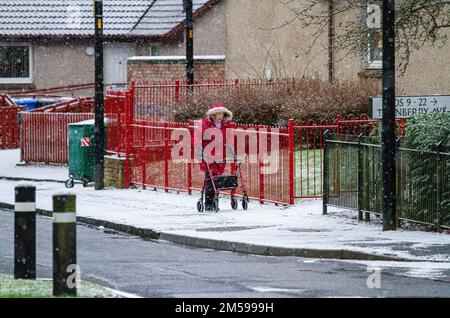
[295,149,324,197]
[0,273,112,298]
[0,178,449,262]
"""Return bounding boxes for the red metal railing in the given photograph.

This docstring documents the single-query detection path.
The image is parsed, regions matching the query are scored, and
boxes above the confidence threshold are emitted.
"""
[126,119,291,205]
[12,79,412,206]
[132,78,297,121]
[126,81,410,205]
[21,112,95,164]
[20,93,127,164]
[0,107,21,149]
[7,82,127,98]
[1,94,16,107]
[29,97,94,113]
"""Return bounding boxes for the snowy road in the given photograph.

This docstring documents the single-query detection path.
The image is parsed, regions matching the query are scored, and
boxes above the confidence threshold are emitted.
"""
[1,210,449,298]
[1,179,449,261]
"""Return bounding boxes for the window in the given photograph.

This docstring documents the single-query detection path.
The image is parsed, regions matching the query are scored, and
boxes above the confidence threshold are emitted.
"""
[364,1,382,70]
[367,30,382,69]
[0,45,33,84]
[150,45,160,56]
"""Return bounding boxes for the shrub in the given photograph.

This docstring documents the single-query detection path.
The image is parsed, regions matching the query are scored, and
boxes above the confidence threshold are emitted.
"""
[403,113,450,225]
[172,78,380,126]
[405,112,450,150]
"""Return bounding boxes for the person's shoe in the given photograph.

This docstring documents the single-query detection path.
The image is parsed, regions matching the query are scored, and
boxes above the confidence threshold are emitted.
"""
[205,206,220,212]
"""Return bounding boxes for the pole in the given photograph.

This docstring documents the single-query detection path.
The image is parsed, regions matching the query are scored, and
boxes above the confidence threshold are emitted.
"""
[328,0,334,82]
[14,184,36,280]
[357,133,364,221]
[53,193,77,297]
[322,130,329,215]
[288,119,295,205]
[94,0,105,190]
[185,0,194,90]
[381,0,396,231]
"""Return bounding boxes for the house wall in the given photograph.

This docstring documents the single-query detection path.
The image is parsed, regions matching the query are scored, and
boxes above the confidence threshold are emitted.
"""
[223,0,329,80]
[223,0,450,95]
[3,42,149,94]
[33,44,94,91]
[158,0,226,56]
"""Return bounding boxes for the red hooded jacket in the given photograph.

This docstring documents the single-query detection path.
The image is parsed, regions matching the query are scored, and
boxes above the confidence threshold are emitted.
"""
[198,117,233,175]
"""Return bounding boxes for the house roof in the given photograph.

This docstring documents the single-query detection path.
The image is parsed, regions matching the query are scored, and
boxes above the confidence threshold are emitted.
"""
[0,0,216,39]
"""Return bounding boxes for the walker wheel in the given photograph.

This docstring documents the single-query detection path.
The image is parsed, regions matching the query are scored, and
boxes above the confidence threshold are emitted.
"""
[231,196,238,210]
[242,194,249,211]
[197,200,204,213]
[213,196,219,213]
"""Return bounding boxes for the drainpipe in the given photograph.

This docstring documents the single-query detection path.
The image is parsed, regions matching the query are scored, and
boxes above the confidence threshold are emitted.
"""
[328,0,335,82]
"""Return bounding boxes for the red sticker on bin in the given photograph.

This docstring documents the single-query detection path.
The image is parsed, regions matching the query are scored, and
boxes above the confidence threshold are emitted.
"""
[80,137,92,147]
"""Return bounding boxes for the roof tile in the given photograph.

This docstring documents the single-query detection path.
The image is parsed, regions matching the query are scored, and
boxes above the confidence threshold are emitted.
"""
[0,0,210,37]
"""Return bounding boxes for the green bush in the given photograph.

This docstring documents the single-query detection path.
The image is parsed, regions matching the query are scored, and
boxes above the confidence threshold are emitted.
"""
[405,112,450,150]
[403,113,450,226]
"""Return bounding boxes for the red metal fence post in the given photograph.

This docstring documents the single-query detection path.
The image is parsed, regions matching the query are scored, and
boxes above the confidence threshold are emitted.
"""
[258,125,265,204]
[230,122,237,174]
[164,122,169,192]
[188,119,194,195]
[14,108,20,149]
[0,108,5,148]
[124,91,131,189]
[175,80,180,103]
[288,119,295,205]
[141,124,146,190]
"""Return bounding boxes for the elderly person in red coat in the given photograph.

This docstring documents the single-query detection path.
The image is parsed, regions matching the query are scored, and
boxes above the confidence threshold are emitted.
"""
[198,103,233,211]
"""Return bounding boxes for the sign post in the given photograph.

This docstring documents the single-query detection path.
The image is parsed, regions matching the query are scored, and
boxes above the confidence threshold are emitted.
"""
[94,0,105,190]
[381,0,396,231]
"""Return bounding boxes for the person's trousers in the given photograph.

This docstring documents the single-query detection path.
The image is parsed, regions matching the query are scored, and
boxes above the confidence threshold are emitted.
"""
[204,173,217,210]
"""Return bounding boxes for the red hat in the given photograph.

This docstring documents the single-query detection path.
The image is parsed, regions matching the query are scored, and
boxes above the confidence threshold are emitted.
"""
[207,103,233,120]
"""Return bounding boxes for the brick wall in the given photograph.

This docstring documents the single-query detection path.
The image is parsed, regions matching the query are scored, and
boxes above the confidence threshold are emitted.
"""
[127,56,225,84]
[104,155,131,189]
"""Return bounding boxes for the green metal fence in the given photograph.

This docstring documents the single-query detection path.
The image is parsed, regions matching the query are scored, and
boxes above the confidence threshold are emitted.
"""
[323,133,450,230]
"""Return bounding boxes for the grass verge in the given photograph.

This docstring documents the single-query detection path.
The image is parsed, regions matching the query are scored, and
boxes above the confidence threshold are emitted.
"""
[0,273,113,298]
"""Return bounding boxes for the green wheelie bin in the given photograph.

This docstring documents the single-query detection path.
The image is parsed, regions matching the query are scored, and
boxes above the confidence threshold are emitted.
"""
[65,119,107,188]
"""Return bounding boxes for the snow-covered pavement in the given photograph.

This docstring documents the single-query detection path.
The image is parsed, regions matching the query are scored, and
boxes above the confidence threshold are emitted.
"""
[0,149,68,181]
[0,149,449,262]
[0,178,449,262]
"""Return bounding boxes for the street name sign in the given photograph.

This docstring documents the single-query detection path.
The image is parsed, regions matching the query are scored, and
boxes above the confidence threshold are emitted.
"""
[370,95,450,119]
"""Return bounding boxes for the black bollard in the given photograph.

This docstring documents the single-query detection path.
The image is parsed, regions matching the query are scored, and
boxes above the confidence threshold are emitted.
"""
[53,193,77,297]
[14,184,36,280]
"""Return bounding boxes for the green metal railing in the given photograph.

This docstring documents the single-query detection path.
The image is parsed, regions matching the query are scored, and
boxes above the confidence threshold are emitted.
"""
[323,133,450,230]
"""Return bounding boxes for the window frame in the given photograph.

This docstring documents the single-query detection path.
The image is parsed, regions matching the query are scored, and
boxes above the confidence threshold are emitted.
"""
[366,31,382,69]
[150,44,161,57]
[0,43,33,84]
[363,1,382,70]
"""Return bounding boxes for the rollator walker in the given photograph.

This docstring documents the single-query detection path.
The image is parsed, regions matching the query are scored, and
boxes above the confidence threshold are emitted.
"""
[197,148,249,213]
